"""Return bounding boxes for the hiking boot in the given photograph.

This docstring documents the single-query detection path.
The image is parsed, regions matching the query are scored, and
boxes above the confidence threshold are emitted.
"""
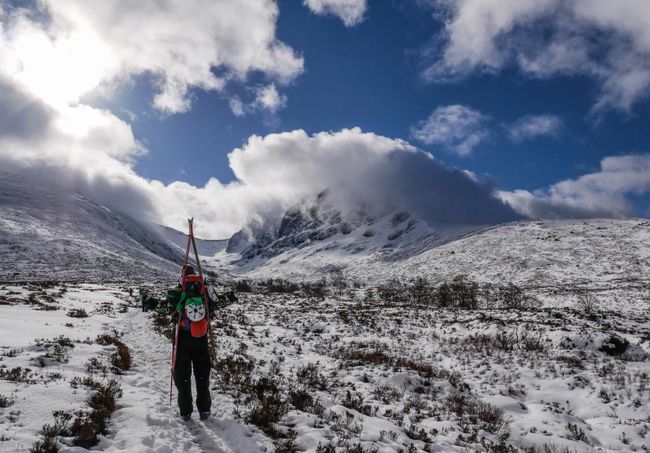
[181,414,191,422]
[199,412,210,421]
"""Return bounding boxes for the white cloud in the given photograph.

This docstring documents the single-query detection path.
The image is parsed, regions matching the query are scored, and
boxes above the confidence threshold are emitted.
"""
[1,0,303,114]
[254,84,287,113]
[411,105,489,156]
[227,84,287,118]
[228,97,246,118]
[499,154,650,218]
[304,0,367,27]
[507,114,563,142]
[426,0,650,112]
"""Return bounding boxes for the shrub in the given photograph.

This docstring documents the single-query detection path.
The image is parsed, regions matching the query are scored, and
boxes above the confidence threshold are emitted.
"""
[234,280,252,293]
[446,391,507,434]
[214,354,255,391]
[0,367,35,384]
[30,419,63,453]
[296,363,328,390]
[264,279,299,294]
[67,308,88,318]
[244,377,289,437]
[407,277,435,305]
[275,429,298,453]
[599,334,629,356]
[288,388,323,415]
[302,279,328,300]
[377,278,406,304]
[111,343,132,373]
[0,394,11,408]
[342,390,374,416]
[499,283,526,310]
[96,334,131,373]
[449,275,479,309]
[576,290,596,315]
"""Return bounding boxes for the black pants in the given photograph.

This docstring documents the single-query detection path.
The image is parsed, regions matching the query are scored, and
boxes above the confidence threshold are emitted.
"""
[173,332,211,416]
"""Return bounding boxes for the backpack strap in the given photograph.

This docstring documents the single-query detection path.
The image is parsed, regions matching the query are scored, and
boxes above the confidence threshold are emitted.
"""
[175,292,187,314]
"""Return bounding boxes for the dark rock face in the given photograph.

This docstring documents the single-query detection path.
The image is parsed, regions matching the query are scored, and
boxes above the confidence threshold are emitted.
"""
[231,191,366,261]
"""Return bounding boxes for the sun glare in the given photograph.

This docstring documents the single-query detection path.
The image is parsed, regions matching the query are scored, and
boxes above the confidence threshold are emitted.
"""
[9,28,111,109]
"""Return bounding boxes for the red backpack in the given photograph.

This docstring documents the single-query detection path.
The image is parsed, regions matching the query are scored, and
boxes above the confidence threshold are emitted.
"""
[179,275,208,338]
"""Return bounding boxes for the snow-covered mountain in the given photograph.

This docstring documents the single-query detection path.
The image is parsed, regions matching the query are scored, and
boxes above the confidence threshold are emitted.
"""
[212,190,483,276]
[2,170,649,293]
[0,171,183,282]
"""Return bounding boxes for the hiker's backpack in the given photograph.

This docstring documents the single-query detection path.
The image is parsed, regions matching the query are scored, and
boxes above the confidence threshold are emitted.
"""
[176,275,208,338]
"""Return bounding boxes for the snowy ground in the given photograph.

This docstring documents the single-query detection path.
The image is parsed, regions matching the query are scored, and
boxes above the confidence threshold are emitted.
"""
[0,284,267,453]
[1,282,648,452]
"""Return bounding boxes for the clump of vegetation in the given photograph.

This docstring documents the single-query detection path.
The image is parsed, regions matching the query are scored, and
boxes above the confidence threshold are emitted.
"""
[296,362,329,390]
[599,334,629,356]
[67,308,88,318]
[288,388,323,415]
[263,279,300,294]
[0,393,12,408]
[301,279,328,300]
[0,367,36,384]
[446,390,507,434]
[150,309,175,340]
[214,354,255,392]
[243,376,289,437]
[234,280,253,293]
[96,334,131,373]
[31,378,122,451]
[375,275,529,310]
[464,329,546,354]
[339,342,457,381]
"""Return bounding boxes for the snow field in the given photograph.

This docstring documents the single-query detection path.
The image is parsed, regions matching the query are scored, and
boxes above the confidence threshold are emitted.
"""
[1,282,649,452]
[204,289,650,452]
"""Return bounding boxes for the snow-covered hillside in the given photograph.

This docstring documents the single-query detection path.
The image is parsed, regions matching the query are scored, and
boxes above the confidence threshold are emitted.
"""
[0,171,181,282]
[2,171,649,299]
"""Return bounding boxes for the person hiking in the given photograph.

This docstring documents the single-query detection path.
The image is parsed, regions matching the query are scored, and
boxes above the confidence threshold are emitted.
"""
[169,264,215,422]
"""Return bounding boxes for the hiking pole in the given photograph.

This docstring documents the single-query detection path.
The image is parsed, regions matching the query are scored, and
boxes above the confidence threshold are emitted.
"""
[169,219,193,405]
[188,219,218,366]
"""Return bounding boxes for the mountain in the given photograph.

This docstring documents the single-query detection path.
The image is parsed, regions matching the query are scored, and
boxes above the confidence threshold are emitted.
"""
[1,171,649,293]
[0,171,182,282]
[206,192,650,295]
[209,191,499,278]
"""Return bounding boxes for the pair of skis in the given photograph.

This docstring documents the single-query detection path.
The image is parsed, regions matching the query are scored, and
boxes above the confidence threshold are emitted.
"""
[169,218,218,405]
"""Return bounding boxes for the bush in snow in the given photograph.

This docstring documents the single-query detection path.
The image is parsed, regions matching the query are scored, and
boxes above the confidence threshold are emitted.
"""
[67,308,88,318]
[301,279,328,300]
[96,334,132,374]
[264,279,299,294]
[234,280,253,293]
[0,394,11,408]
[243,376,289,437]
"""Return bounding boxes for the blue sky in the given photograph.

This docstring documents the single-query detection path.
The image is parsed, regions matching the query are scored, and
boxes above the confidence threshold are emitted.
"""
[2,0,650,236]
[101,0,649,197]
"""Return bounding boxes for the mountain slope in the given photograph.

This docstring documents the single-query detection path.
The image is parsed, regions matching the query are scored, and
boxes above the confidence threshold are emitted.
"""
[2,171,649,292]
[213,206,650,297]
[0,171,181,282]
[209,191,485,278]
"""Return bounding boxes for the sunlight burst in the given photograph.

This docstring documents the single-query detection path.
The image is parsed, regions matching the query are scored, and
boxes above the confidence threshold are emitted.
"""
[8,28,111,109]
